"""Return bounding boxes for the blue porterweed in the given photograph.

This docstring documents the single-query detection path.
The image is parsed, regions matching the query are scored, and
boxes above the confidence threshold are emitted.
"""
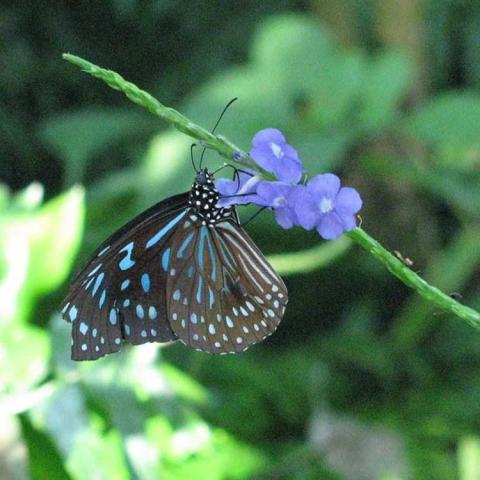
[216,128,362,240]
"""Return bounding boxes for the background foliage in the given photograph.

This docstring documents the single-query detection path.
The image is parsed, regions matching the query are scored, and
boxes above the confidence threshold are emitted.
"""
[1,1,480,479]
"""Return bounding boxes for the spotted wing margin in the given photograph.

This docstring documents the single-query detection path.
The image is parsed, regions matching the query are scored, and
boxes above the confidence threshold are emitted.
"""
[166,216,288,354]
[61,193,189,361]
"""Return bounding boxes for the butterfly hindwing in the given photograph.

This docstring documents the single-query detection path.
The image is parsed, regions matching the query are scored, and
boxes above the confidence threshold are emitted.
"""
[166,212,288,354]
[62,193,190,360]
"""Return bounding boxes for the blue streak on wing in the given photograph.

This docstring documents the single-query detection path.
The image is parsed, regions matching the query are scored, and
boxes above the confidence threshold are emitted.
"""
[97,245,111,257]
[187,265,194,278]
[141,273,151,293]
[99,289,106,308]
[88,264,102,277]
[92,272,105,297]
[177,231,195,258]
[206,233,217,281]
[119,242,135,270]
[215,232,235,269]
[196,276,203,304]
[84,276,95,291]
[146,211,187,249]
[197,226,208,271]
[208,286,215,308]
[162,248,171,272]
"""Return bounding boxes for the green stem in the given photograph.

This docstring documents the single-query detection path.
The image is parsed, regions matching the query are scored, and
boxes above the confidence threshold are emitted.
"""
[63,53,480,330]
[347,228,480,329]
[390,226,480,350]
[62,53,273,178]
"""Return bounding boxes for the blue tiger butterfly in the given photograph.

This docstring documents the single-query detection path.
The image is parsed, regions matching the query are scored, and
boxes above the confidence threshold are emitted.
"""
[61,168,288,360]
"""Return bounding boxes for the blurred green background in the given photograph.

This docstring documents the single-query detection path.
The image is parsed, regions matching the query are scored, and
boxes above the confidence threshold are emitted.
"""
[1,1,480,479]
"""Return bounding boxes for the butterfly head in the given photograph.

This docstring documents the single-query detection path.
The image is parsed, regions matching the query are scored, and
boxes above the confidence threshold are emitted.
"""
[194,168,214,186]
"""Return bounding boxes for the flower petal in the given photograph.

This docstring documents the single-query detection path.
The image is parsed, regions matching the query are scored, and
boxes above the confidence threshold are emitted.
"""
[250,145,277,172]
[274,207,296,229]
[216,172,263,207]
[283,144,299,161]
[316,213,344,240]
[215,178,238,196]
[217,194,260,207]
[276,157,303,183]
[336,187,362,215]
[252,128,286,147]
[338,212,357,231]
[256,181,288,205]
[306,173,341,199]
[294,189,319,230]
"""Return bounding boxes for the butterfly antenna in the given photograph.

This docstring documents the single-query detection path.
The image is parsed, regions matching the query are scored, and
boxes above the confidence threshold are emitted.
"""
[199,97,239,170]
[191,143,199,173]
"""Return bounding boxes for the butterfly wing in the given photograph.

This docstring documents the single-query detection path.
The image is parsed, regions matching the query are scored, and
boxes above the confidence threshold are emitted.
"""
[61,193,190,360]
[166,213,288,353]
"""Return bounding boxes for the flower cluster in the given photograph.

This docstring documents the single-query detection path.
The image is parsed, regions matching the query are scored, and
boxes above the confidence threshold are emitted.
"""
[215,128,362,240]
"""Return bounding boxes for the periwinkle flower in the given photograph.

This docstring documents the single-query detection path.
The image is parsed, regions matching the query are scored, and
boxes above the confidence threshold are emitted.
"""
[216,129,302,208]
[215,171,262,207]
[295,174,362,240]
[256,181,301,229]
[250,128,303,183]
[215,127,362,241]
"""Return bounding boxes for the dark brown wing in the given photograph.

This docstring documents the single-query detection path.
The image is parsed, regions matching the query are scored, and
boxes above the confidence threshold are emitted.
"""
[61,193,189,360]
[164,214,288,354]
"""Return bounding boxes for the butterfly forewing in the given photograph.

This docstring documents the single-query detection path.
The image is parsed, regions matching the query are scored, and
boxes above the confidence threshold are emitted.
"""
[166,213,288,354]
[62,193,189,360]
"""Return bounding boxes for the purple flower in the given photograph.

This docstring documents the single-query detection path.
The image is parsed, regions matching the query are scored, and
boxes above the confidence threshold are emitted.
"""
[215,171,262,207]
[295,174,362,240]
[214,127,363,241]
[250,128,303,183]
[256,181,301,229]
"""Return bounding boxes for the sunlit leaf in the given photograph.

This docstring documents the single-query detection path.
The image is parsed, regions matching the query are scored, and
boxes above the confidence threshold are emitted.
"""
[404,92,480,170]
[160,363,208,405]
[145,416,266,480]
[30,384,129,480]
[0,324,49,393]
[38,107,156,184]
[0,185,85,325]
[458,436,480,480]
[25,185,85,297]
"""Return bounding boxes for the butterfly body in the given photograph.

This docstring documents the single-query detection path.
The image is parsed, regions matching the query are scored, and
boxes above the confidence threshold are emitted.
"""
[62,169,288,360]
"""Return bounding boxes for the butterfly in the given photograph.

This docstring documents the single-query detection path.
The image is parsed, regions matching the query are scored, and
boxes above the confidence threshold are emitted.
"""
[61,168,288,360]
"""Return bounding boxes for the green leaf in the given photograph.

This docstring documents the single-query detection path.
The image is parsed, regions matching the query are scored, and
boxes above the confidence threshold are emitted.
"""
[0,185,85,325]
[358,50,414,132]
[8,182,44,213]
[145,416,266,480]
[38,107,156,184]
[66,417,129,480]
[308,51,365,128]
[160,363,208,405]
[0,324,49,392]
[30,384,129,480]
[458,436,480,480]
[25,186,85,297]
[403,92,480,170]
[251,14,334,75]
[20,414,70,480]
